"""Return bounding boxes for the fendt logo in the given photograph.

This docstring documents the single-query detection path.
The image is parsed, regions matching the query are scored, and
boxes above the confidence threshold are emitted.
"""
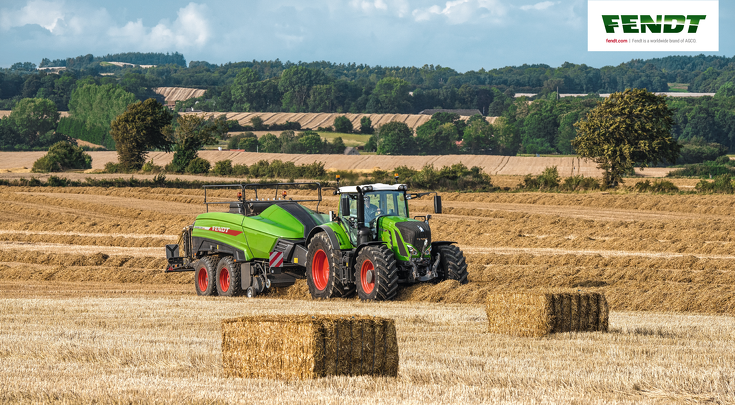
[588,1,719,52]
[602,15,707,34]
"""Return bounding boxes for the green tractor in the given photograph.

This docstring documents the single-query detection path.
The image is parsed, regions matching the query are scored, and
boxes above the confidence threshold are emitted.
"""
[165,182,467,300]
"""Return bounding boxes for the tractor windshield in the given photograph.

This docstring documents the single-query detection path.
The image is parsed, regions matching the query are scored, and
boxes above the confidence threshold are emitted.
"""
[364,191,409,224]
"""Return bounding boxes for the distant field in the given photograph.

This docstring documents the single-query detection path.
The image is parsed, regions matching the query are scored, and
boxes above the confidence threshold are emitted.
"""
[0,151,679,178]
[667,83,689,93]
[185,111,498,133]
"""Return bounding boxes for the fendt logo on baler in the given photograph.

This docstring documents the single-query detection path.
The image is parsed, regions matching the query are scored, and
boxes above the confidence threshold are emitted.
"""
[194,225,243,236]
[602,15,706,34]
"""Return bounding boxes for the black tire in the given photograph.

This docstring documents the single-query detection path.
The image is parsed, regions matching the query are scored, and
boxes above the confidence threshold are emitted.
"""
[305,232,354,299]
[216,256,241,297]
[436,245,468,284]
[355,244,399,301]
[194,256,218,296]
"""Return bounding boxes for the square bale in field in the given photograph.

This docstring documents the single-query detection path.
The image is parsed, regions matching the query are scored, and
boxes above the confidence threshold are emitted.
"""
[222,315,399,379]
[485,292,609,337]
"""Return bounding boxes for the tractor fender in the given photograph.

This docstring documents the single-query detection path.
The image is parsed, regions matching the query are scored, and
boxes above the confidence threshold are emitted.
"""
[306,226,341,251]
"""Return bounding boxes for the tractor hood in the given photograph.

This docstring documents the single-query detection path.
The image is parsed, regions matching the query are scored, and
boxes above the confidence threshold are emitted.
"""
[394,220,431,252]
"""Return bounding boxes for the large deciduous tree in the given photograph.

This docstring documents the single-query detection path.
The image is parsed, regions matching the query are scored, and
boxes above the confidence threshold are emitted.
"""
[167,114,228,172]
[110,99,173,171]
[11,97,60,146]
[69,83,137,130]
[572,89,680,187]
[376,121,416,155]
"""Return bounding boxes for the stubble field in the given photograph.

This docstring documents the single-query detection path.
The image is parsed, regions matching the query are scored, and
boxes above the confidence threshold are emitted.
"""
[0,185,733,403]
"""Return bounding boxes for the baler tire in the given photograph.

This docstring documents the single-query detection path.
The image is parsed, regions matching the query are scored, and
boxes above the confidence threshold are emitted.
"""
[216,256,241,297]
[437,245,468,284]
[194,256,218,296]
[305,232,354,299]
[355,244,399,301]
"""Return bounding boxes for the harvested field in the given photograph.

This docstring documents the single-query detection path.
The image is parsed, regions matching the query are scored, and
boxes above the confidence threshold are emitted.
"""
[0,150,676,177]
[0,185,733,402]
[153,87,206,103]
[182,111,498,133]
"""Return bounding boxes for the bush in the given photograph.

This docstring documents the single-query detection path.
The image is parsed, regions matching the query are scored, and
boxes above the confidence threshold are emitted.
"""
[667,161,735,177]
[232,164,249,176]
[695,174,734,193]
[213,160,233,176]
[677,138,728,164]
[47,176,69,187]
[32,141,92,173]
[360,116,374,134]
[333,116,353,133]
[141,160,163,173]
[104,162,123,173]
[633,179,679,193]
[560,175,600,191]
[185,157,211,174]
[519,166,560,190]
[227,132,257,149]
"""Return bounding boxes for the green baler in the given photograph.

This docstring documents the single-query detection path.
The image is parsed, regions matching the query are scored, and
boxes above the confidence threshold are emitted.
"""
[165,182,467,300]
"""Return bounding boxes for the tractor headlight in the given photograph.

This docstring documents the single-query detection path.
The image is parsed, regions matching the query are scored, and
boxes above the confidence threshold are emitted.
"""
[407,244,418,256]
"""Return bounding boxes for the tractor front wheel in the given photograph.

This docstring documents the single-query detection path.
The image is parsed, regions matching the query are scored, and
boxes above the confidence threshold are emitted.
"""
[355,244,398,301]
[216,256,241,297]
[436,245,468,284]
[194,256,218,296]
[305,232,353,299]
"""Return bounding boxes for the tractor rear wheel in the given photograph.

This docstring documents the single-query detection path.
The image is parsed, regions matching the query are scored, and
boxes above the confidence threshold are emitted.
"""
[216,256,241,297]
[305,232,353,299]
[194,256,218,296]
[355,244,399,301]
[436,245,468,284]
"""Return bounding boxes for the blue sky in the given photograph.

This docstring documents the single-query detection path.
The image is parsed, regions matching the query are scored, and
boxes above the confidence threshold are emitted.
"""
[0,0,731,71]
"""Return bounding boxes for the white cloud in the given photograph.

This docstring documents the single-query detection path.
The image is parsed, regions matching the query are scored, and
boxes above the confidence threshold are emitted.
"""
[412,0,507,24]
[520,1,557,11]
[350,0,410,17]
[0,0,66,33]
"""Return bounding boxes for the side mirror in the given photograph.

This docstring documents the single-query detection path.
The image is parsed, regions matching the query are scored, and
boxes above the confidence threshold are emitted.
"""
[433,195,442,214]
[340,198,350,218]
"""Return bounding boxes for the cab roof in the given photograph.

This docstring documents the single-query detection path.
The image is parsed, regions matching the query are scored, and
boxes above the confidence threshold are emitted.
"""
[338,183,407,193]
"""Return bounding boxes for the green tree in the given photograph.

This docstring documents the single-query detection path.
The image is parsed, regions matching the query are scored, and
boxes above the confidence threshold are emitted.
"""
[279,66,329,112]
[259,133,282,153]
[715,82,735,99]
[572,89,680,187]
[493,117,521,155]
[333,115,353,133]
[167,114,228,172]
[360,116,374,134]
[299,132,324,154]
[377,122,416,155]
[416,121,459,154]
[462,115,496,154]
[70,83,137,130]
[330,136,346,154]
[11,98,60,146]
[368,78,412,113]
[110,99,173,171]
[32,140,92,172]
[231,68,261,111]
[238,133,259,152]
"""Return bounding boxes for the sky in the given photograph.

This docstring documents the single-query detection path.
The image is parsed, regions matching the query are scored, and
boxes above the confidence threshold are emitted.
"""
[0,0,732,72]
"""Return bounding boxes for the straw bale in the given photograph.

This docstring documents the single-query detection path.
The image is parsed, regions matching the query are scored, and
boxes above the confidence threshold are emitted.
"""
[222,315,398,380]
[485,291,609,337]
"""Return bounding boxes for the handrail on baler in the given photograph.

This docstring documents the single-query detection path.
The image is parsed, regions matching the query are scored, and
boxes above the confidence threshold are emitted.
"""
[202,182,323,213]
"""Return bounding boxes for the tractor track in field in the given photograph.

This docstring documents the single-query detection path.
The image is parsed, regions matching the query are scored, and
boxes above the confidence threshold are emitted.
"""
[458,245,735,261]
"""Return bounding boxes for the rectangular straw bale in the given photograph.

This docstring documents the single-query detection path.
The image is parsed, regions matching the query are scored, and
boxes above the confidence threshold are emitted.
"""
[222,315,398,380]
[486,291,610,337]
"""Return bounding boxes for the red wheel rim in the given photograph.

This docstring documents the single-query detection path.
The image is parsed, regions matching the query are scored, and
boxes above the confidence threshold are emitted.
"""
[197,267,208,292]
[360,259,375,294]
[219,267,230,293]
[312,249,329,291]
